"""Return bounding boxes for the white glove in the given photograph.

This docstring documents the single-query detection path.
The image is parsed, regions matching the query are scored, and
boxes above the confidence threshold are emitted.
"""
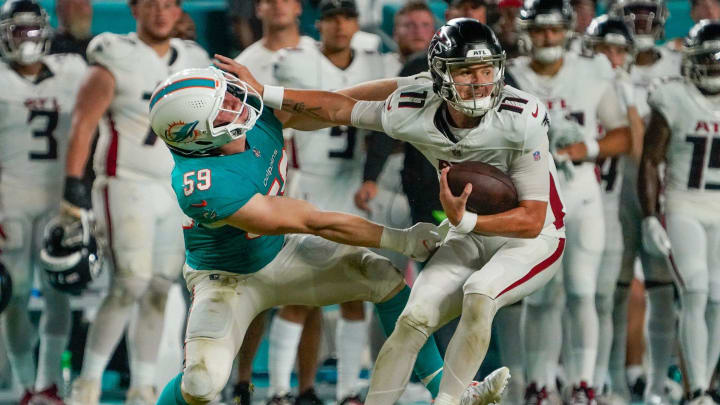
[548,111,585,151]
[641,216,671,257]
[380,222,443,262]
[614,69,635,108]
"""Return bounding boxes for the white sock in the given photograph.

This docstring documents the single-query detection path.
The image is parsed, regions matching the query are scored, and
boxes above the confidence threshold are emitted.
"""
[609,285,630,396]
[645,285,677,396]
[433,392,458,405]
[35,334,68,390]
[679,291,708,391]
[595,292,614,389]
[80,350,111,381]
[336,318,367,400]
[705,299,720,382]
[129,359,156,389]
[495,304,525,402]
[567,294,599,385]
[268,316,303,396]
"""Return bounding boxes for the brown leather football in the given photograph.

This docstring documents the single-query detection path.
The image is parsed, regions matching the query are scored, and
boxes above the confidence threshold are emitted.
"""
[447,161,519,215]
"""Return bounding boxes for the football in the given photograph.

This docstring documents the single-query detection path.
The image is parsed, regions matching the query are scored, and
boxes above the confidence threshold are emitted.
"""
[446,161,519,215]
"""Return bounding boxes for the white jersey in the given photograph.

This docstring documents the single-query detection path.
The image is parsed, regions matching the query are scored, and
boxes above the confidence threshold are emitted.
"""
[235,36,316,85]
[508,53,624,189]
[88,33,210,181]
[0,54,86,191]
[647,78,720,219]
[379,82,566,238]
[630,46,682,119]
[274,43,390,175]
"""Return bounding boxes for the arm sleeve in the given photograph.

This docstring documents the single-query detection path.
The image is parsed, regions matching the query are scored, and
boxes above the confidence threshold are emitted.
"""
[363,132,397,182]
[351,100,385,132]
[597,82,630,131]
[509,136,551,202]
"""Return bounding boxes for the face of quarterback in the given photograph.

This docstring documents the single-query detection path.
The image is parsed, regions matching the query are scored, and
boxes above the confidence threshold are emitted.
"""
[213,90,250,129]
[133,0,182,42]
[394,10,436,57]
[596,43,628,69]
[318,13,359,53]
[449,62,495,100]
[257,0,302,31]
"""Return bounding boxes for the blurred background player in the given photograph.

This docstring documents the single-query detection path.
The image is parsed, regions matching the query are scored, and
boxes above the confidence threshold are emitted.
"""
[49,0,93,58]
[581,14,646,403]
[269,1,400,404]
[0,0,87,403]
[508,0,632,402]
[639,19,720,405]
[60,0,210,403]
[609,0,682,402]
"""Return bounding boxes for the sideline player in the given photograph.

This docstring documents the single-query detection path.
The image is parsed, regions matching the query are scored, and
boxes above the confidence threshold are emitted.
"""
[269,1,398,403]
[507,0,632,401]
[581,15,645,402]
[0,0,86,403]
[639,19,720,405]
[149,65,510,405]
[610,1,682,400]
[61,0,210,403]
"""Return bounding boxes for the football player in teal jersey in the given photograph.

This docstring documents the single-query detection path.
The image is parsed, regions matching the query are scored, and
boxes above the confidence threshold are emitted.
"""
[150,66,456,405]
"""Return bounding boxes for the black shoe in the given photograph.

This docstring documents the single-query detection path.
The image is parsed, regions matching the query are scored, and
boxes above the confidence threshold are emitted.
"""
[338,394,363,405]
[233,382,254,405]
[295,388,323,405]
[267,393,295,405]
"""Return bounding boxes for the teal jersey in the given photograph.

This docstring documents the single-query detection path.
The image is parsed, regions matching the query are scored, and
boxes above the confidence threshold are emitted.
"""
[170,107,288,273]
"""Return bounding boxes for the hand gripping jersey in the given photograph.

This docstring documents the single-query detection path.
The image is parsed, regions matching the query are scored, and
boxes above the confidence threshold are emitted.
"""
[171,104,288,273]
[507,53,623,188]
[88,33,210,181]
[647,78,720,219]
[0,54,86,192]
[274,44,390,175]
[379,81,566,238]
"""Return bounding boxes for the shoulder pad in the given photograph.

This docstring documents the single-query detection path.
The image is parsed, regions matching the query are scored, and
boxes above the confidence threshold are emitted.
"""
[382,82,435,137]
[87,33,136,63]
[43,53,87,75]
[496,86,549,150]
[170,38,209,62]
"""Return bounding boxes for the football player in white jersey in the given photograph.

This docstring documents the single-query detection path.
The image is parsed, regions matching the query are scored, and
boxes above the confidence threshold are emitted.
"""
[0,0,86,403]
[581,15,644,404]
[60,0,210,403]
[269,1,393,404]
[507,0,632,402]
[639,19,720,405]
[233,17,568,405]
[609,1,682,401]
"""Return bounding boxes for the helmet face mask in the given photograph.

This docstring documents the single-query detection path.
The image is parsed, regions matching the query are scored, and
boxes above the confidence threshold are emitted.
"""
[518,0,575,63]
[683,21,720,93]
[610,0,667,50]
[582,15,635,69]
[150,67,264,157]
[428,18,507,117]
[0,0,51,65]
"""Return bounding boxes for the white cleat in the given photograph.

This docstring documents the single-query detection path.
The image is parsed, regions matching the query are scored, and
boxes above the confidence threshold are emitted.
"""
[124,386,158,405]
[68,378,101,405]
[460,367,511,405]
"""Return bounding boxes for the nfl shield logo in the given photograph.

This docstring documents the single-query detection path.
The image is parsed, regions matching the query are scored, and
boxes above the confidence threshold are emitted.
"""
[533,151,541,161]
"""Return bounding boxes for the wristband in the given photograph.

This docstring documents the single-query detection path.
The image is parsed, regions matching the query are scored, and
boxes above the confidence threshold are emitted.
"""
[379,226,404,253]
[63,176,91,209]
[584,139,599,160]
[263,85,285,110]
[453,211,478,234]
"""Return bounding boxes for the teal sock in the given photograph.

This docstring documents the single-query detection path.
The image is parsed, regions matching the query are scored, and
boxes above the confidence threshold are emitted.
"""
[374,285,444,398]
[157,372,188,405]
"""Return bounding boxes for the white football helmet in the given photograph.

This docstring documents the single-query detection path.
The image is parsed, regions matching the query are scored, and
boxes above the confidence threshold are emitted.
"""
[149,66,263,156]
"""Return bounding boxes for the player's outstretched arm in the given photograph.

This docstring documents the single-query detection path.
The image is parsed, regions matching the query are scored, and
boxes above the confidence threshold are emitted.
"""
[63,66,115,215]
[224,194,443,261]
[213,55,383,132]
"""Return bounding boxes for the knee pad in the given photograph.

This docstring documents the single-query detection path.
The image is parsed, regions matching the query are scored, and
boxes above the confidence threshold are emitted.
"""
[183,363,221,403]
[109,275,151,305]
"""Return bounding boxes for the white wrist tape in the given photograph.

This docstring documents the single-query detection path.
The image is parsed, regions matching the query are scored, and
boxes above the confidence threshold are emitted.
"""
[584,139,599,160]
[453,211,478,234]
[263,85,284,110]
[379,227,405,253]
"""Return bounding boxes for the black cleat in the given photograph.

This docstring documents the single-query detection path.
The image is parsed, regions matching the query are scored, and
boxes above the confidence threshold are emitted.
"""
[295,388,323,405]
[233,382,254,405]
